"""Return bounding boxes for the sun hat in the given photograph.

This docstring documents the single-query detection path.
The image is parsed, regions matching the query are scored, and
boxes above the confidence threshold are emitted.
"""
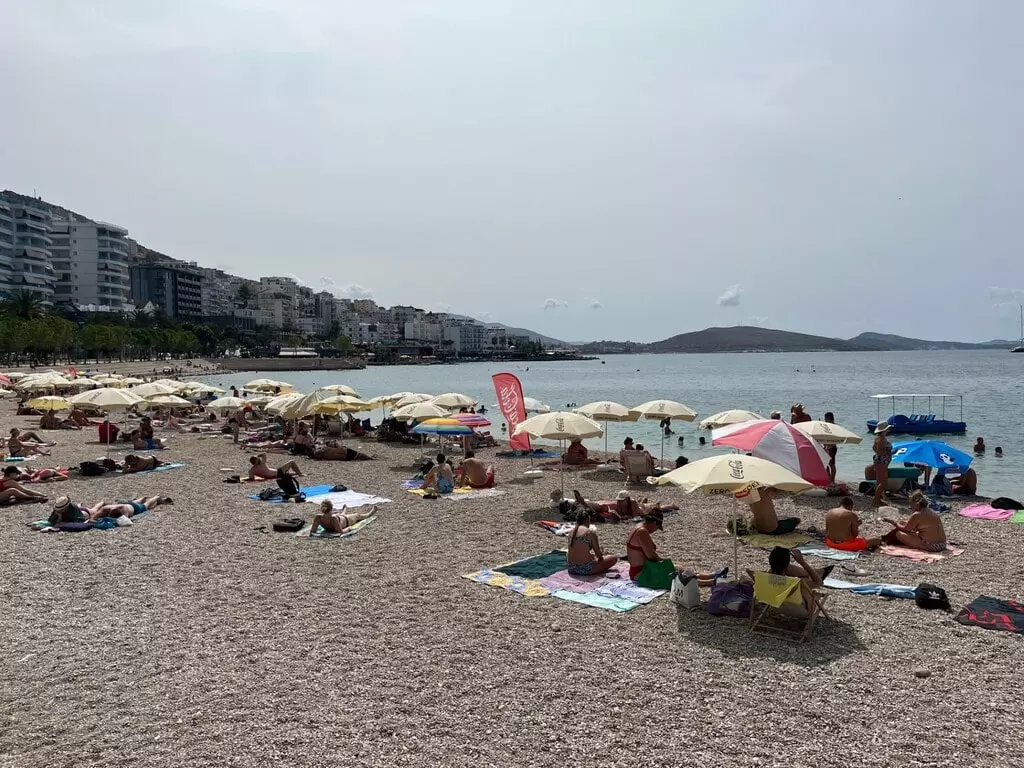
[53,495,70,511]
[874,422,892,434]
[616,490,631,501]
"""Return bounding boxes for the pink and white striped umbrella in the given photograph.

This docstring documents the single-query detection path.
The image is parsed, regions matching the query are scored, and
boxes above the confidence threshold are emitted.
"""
[711,419,831,486]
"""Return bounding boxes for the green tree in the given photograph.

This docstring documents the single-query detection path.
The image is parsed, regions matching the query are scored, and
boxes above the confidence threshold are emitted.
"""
[334,334,353,355]
[235,283,252,307]
[1,290,46,320]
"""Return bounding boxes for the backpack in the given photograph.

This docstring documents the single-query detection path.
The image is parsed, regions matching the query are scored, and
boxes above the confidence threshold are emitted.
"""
[915,583,951,611]
[707,581,753,618]
[276,473,302,499]
[258,487,285,501]
[272,518,306,532]
[79,461,105,477]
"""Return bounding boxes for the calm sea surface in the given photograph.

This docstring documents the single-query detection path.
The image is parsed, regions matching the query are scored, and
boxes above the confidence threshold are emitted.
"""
[206,351,1024,498]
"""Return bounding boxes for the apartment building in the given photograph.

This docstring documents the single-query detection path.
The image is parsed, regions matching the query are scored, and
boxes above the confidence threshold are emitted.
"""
[49,220,131,309]
[200,268,233,318]
[130,262,203,319]
[2,195,56,303]
[0,196,14,297]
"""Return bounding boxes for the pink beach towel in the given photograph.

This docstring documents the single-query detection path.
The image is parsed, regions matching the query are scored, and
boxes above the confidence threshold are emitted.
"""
[879,543,964,563]
[958,504,1015,521]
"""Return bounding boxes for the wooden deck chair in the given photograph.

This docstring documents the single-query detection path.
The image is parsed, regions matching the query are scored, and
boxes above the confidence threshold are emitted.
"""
[622,450,652,486]
[749,572,830,643]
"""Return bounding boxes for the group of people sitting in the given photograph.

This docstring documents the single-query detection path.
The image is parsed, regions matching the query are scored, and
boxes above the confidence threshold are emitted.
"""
[420,452,496,494]
[823,491,948,553]
[39,409,92,430]
[551,488,677,523]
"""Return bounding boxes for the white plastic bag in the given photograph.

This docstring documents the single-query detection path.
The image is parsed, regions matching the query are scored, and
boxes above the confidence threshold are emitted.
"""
[670,570,700,609]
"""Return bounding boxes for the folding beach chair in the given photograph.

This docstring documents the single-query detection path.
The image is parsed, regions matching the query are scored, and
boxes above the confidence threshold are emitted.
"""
[749,572,829,643]
[622,451,652,486]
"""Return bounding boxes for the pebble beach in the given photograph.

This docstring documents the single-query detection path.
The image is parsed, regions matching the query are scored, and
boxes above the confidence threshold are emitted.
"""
[2,401,1023,768]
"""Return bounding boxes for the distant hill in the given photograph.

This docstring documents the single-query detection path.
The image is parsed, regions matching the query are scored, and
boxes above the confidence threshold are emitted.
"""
[649,326,869,353]
[847,332,1010,351]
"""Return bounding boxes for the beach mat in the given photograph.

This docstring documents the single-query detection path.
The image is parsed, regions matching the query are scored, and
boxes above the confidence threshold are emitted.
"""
[296,516,376,539]
[879,543,964,563]
[959,504,1016,521]
[796,545,859,561]
[27,508,150,533]
[823,577,916,599]
[408,487,505,501]
[955,596,1024,634]
[250,483,333,502]
[496,450,560,459]
[1010,510,1024,524]
[740,531,812,550]
[303,490,391,509]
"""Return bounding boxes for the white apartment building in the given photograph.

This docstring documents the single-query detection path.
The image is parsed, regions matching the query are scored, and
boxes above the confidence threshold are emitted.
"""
[442,318,489,354]
[0,196,15,297]
[51,220,131,309]
[404,318,443,343]
[5,196,56,303]
[200,268,233,318]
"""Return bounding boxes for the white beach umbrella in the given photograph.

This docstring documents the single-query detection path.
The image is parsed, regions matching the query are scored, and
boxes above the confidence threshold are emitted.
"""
[654,454,814,575]
[394,393,433,408]
[523,397,551,414]
[320,383,360,397]
[92,376,127,388]
[793,420,863,445]
[4,371,28,381]
[69,387,144,409]
[17,371,71,390]
[244,378,293,393]
[120,376,144,385]
[179,381,225,396]
[313,395,371,414]
[575,401,640,453]
[141,393,193,408]
[132,381,181,398]
[207,396,249,412]
[265,392,305,415]
[65,377,102,389]
[513,411,604,493]
[632,399,698,467]
[699,410,763,430]
[281,388,345,420]
[431,392,477,409]
[392,402,448,422]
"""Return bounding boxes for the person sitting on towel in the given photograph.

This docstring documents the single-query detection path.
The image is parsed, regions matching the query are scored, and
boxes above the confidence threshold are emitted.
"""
[308,500,376,536]
[625,511,675,581]
[562,438,600,466]
[129,429,166,451]
[248,453,303,481]
[39,411,77,430]
[824,497,882,551]
[7,428,52,457]
[880,490,947,552]
[123,454,167,474]
[83,495,173,520]
[457,451,495,488]
[765,547,832,613]
[1,465,49,504]
[748,488,800,535]
[566,508,618,576]
[951,467,977,496]
[422,453,455,494]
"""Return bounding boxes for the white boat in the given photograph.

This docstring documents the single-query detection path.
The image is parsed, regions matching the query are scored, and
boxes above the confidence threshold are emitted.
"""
[1013,305,1024,353]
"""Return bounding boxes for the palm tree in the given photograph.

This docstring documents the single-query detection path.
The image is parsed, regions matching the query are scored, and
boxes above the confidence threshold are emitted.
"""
[0,290,46,320]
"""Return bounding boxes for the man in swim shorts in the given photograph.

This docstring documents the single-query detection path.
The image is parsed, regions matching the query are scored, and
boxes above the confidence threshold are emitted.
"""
[458,451,494,488]
[824,497,882,551]
[81,495,173,520]
[748,488,800,535]
[248,453,303,481]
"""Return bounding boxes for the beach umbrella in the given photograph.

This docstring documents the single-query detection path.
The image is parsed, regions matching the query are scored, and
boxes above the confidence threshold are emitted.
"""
[575,401,640,454]
[711,419,831,487]
[244,395,274,407]
[890,440,973,471]
[92,376,127,387]
[392,402,448,422]
[17,371,71,390]
[0,373,13,388]
[513,411,604,494]
[27,395,71,412]
[148,378,190,392]
[206,396,249,413]
[69,387,146,453]
[431,392,477,409]
[312,395,372,414]
[179,381,225,396]
[793,420,863,445]
[131,381,181,398]
[0,387,13,398]
[632,399,698,468]
[65,377,102,389]
[394,393,433,408]
[244,378,293,393]
[523,397,551,414]
[654,454,814,575]
[699,410,763,430]
[121,377,144,385]
[452,413,491,428]
[411,418,476,436]
[320,384,361,397]
[265,392,305,415]
[4,371,27,381]
[141,393,192,408]
[281,388,341,420]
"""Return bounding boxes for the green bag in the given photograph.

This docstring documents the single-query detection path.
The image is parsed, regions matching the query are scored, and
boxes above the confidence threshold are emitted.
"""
[635,558,676,590]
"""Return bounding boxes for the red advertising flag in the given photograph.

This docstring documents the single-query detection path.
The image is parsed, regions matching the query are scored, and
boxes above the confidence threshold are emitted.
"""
[492,372,531,452]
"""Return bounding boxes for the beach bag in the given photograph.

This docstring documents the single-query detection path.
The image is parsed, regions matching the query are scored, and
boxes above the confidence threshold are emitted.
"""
[258,487,285,501]
[707,582,753,618]
[670,571,701,609]
[915,583,951,611]
[276,473,301,498]
[79,461,105,477]
[272,518,306,532]
[991,497,1024,510]
[635,558,676,591]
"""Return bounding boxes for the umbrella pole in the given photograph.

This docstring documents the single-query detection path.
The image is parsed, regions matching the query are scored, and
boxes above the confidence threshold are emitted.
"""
[732,495,739,578]
[660,432,665,470]
[560,439,565,497]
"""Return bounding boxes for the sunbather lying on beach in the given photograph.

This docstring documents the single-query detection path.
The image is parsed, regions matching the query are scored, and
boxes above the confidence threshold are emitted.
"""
[456,451,494,488]
[81,495,173,520]
[423,453,455,495]
[248,453,303,481]
[308,500,376,536]
[566,509,618,576]
[881,490,947,551]
[562,438,601,466]
[7,428,53,457]
[824,497,882,551]
[123,454,166,473]
[5,465,67,484]
[311,444,371,461]
[0,466,49,504]
[747,488,800,535]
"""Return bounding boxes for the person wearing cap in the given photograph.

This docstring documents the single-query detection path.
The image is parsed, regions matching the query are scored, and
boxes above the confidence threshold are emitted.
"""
[871,421,893,507]
[625,510,673,581]
[618,437,636,468]
[790,404,811,425]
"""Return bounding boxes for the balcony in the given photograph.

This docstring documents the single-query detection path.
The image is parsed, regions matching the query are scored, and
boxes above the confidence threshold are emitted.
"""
[97,237,128,253]
[98,250,129,264]
[16,245,50,262]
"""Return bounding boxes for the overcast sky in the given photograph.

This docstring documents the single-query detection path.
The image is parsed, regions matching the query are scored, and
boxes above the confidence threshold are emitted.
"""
[3,1,1022,343]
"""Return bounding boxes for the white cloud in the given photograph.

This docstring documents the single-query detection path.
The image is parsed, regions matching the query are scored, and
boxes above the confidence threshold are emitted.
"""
[318,276,374,300]
[543,298,569,310]
[475,312,492,322]
[717,284,743,307]
[589,299,603,309]
[989,286,1024,304]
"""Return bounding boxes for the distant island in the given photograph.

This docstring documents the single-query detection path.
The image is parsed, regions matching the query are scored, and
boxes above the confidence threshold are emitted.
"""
[577,326,1016,354]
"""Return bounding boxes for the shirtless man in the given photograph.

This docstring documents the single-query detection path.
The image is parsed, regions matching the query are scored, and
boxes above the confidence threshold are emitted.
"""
[952,467,978,495]
[881,490,947,551]
[457,451,494,488]
[824,497,882,551]
[764,547,833,613]
[248,453,303,481]
[123,454,166,473]
[84,495,173,520]
[748,488,800,535]
[312,444,370,461]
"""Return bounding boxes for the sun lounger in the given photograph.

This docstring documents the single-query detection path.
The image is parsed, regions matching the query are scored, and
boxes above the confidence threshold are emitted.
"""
[621,451,653,486]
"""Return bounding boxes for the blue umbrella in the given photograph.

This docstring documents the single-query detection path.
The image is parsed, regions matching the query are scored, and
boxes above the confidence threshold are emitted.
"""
[891,440,973,470]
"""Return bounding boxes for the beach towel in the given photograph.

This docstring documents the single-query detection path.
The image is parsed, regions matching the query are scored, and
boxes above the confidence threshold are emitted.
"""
[3,455,38,463]
[878,543,964,563]
[823,577,916,599]
[958,504,1015,521]
[496,450,560,459]
[494,550,567,580]
[251,484,331,502]
[461,568,552,597]
[550,590,639,612]
[795,545,860,561]
[740,531,812,550]
[408,487,505,501]
[117,462,184,476]
[303,490,391,509]
[296,516,376,539]
[1010,510,1024,524]
[955,596,1024,634]
[536,520,576,536]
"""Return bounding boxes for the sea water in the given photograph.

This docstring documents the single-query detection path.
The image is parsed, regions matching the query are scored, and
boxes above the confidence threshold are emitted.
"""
[208,351,1024,498]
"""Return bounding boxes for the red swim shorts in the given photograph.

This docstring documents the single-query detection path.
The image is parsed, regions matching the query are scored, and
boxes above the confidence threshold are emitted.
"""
[826,536,868,552]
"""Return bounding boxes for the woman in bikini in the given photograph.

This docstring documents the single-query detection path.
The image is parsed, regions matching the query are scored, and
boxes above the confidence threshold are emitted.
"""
[7,428,53,457]
[881,490,947,551]
[871,422,893,508]
[308,501,376,536]
[566,509,618,576]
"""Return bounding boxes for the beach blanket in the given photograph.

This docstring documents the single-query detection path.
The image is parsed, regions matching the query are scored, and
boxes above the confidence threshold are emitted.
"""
[495,550,567,579]
[958,504,1016,521]
[461,568,552,597]
[878,543,964,563]
[27,508,150,532]
[796,545,860,562]
[955,596,1024,634]
[296,516,376,539]
[823,577,916,599]
[303,490,391,509]
[3,455,38,463]
[1010,510,1024,524]
[496,450,560,459]
[536,520,576,536]
[740,531,812,550]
